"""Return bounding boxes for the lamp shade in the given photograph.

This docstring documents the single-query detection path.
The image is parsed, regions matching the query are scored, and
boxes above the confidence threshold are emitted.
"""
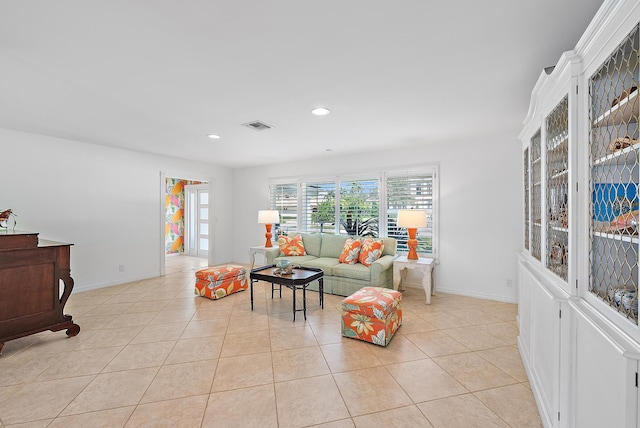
[397,209,427,228]
[258,210,280,224]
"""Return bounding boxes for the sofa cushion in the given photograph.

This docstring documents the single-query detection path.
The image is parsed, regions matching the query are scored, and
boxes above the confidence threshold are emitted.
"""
[320,234,349,258]
[273,255,317,265]
[380,237,397,256]
[359,237,384,267]
[301,257,340,275]
[338,238,361,265]
[278,234,306,256]
[332,262,371,281]
[300,233,322,257]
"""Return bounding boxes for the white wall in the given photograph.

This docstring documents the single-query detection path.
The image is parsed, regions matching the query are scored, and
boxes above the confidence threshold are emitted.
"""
[0,128,234,292]
[233,129,523,302]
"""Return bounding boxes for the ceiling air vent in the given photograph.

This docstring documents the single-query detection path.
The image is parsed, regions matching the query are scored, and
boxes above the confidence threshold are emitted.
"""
[242,120,273,131]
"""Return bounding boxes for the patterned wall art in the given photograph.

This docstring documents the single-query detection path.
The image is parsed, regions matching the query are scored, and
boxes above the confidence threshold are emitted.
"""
[165,178,204,254]
[165,178,186,254]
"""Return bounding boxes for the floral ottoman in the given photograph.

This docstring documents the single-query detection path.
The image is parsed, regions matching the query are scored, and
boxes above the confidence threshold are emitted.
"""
[195,265,248,300]
[341,286,402,347]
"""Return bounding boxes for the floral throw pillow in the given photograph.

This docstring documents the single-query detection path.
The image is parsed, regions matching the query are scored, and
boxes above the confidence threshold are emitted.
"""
[359,237,385,267]
[339,238,361,265]
[278,234,306,256]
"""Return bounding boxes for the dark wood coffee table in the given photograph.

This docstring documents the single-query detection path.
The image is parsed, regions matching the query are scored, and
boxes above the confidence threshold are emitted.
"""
[250,265,324,321]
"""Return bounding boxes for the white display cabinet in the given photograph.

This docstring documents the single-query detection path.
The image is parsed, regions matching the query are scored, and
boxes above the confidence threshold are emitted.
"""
[519,1,640,426]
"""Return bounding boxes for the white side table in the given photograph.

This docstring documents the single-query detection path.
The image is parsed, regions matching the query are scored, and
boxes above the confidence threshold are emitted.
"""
[393,256,435,304]
[249,246,273,269]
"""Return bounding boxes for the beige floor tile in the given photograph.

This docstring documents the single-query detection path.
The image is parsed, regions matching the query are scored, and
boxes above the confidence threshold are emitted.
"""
[141,359,216,403]
[311,322,343,345]
[220,330,271,357]
[75,314,121,331]
[273,346,330,382]
[103,291,147,304]
[442,325,508,351]
[19,332,87,356]
[103,312,157,329]
[130,322,188,344]
[267,309,311,329]
[475,321,519,345]
[0,375,94,425]
[392,312,438,334]
[125,395,208,428]
[180,319,228,339]
[0,352,62,386]
[75,325,144,350]
[404,330,470,357]
[353,405,433,427]
[191,306,233,321]
[202,384,278,428]
[419,311,471,330]
[447,308,502,325]
[386,358,467,402]
[148,308,196,325]
[307,307,343,325]
[211,352,273,392]
[102,341,174,372]
[270,325,318,351]
[334,366,412,416]
[37,346,123,380]
[164,335,224,364]
[162,296,202,311]
[312,419,356,428]
[476,346,528,382]
[474,383,543,428]
[321,340,382,373]
[60,367,158,416]
[83,302,136,316]
[0,257,540,427]
[433,352,518,392]
[47,406,135,428]
[275,374,350,427]
[4,418,52,427]
[417,394,508,428]
[367,333,428,365]
[125,300,167,314]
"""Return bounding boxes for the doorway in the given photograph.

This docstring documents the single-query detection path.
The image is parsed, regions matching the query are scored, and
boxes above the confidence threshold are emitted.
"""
[185,184,209,257]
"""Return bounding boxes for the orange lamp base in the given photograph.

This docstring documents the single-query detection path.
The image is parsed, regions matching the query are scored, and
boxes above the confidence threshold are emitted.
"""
[407,227,418,260]
[264,224,273,247]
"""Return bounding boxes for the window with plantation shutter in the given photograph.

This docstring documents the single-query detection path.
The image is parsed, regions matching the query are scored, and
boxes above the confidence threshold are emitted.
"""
[270,183,298,235]
[339,179,379,237]
[303,180,337,234]
[268,166,438,257]
[385,170,436,256]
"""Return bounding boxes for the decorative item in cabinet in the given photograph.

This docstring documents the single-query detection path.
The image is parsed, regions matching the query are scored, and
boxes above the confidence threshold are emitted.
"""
[589,24,639,324]
[531,129,542,261]
[546,96,569,280]
[524,148,530,251]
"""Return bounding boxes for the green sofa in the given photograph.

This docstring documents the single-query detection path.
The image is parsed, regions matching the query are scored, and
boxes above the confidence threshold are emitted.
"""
[264,233,398,297]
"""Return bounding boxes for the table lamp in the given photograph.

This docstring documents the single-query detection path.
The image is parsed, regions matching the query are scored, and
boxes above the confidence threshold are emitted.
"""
[397,209,427,260]
[258,210,280,247]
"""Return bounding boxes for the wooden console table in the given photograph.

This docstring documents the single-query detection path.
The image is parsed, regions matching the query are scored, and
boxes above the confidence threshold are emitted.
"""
[0,230,80,354]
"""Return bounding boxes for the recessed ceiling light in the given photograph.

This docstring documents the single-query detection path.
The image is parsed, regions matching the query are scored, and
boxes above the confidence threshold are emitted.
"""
[207,134,221,139]
[312,107,330,116]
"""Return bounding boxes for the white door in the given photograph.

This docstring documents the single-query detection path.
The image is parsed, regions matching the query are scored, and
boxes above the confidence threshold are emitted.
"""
[185,184,209,257]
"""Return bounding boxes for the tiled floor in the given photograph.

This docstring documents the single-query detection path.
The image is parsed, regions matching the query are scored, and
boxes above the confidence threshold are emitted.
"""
[0,256,542,427]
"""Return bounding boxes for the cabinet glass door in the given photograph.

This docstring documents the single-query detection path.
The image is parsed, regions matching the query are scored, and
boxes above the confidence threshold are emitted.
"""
[525,148,530,251]
[531,130,542,261]
[546,96,569,280]
[589,24,639,324]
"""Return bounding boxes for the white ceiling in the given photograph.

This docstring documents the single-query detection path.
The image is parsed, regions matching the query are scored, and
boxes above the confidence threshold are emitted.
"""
[0,0,604,168]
